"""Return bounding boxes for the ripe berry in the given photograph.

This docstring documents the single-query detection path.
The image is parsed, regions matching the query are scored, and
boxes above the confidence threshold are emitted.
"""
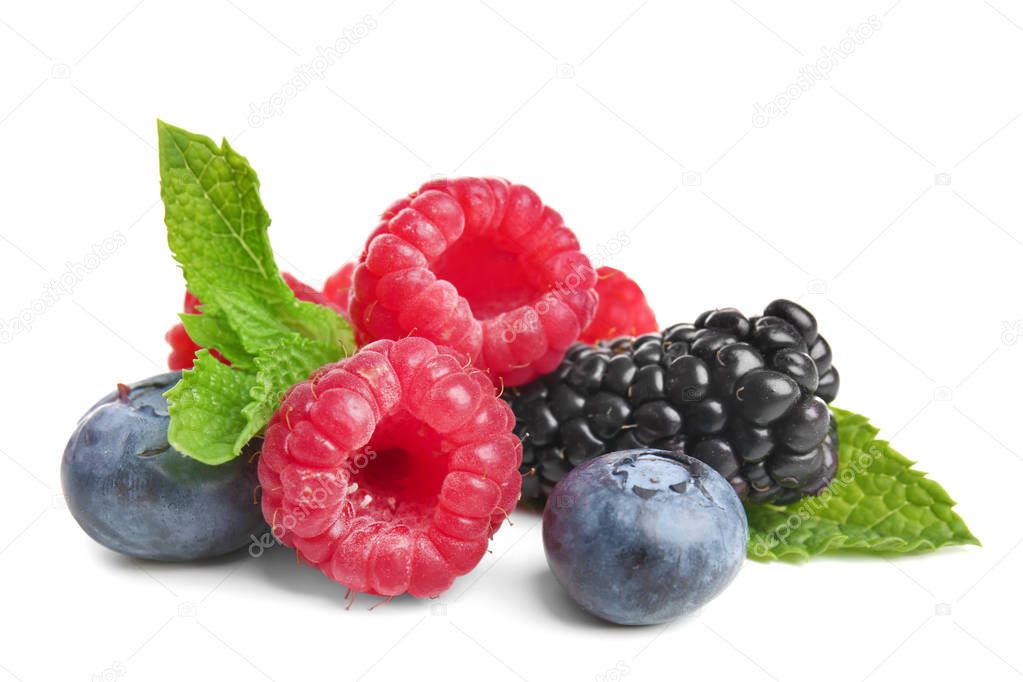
[734,370,801,426]
[543,451,747,625]
[506,299,840,506]
[62,372,266,560]
[348,178,598,387]
[258,337,521,598]
[322,261,355,321]
[578,266,658,344]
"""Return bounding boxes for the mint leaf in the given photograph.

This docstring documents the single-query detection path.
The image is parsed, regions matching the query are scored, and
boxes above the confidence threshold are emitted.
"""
[159,121,348,354]
[165,351,257,466]
[747,407,979,561]
[178,310,251,368]
[158,121,354,464]
[237,335,342,453]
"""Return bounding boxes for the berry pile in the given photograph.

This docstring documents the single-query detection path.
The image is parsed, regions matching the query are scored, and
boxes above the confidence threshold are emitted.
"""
[150,148,848,602]
[506,300,840,506]
[82,120,967,620]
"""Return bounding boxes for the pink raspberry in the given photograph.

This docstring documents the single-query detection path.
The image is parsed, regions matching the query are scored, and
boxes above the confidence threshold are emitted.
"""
[258,337,522,598]
[349,178,598,387]
[165,273,344,370]
[322,261,355,322]
[579,266,659,344]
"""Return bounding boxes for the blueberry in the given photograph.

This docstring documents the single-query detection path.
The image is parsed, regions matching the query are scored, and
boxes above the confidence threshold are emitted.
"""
[542,450,747,625]
[61,372,266,561]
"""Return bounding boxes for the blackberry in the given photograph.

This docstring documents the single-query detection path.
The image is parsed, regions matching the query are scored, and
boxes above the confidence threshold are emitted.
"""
[508,299,840,506]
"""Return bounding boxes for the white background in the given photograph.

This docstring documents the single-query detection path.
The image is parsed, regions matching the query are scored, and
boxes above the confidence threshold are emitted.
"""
[1,1,1020,680]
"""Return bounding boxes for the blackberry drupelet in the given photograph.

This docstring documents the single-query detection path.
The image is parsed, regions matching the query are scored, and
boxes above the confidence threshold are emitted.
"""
[507,299,840,506]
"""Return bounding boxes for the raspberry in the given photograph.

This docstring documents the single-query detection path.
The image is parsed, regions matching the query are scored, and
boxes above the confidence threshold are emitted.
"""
[166,291,228,370]
[579,267,658,344]
[349,178,599,387]
[258,337,522,597]
[322,261,355,321]
[282,272,345,315]
[506,299,840,506]
[166,273,342,370]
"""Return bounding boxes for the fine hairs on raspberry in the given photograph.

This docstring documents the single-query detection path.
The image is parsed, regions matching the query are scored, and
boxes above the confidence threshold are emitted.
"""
[348,177,599,387]
[258,337,522,598]
[580,266,658,344]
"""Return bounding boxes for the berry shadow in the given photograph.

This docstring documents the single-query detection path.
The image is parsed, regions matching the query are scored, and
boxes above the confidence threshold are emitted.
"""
[94,541,427,612]
[246,543,426,612]
[93,542,255,572]
[526,567,634,629]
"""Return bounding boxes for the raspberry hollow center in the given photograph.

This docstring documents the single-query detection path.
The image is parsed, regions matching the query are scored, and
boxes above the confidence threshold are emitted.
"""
[430,237,544,319]
[350,178,599,386]
[350,412,449,533]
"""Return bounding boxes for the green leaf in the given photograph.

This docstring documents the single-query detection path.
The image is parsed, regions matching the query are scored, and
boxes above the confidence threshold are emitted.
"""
[747,407,979,561]
[235,335,343,454]
[178,310,251,368]
[165,351,258,466]
[158,121,354,464]
[158,120,348,354]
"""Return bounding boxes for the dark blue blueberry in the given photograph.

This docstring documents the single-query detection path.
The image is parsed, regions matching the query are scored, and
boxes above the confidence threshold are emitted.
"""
[61,372,267,561]
[542,450,747,625]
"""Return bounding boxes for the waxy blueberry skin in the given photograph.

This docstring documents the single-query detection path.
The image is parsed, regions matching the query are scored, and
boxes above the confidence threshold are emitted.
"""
[62,372,267,561]
[543,450,747,625]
